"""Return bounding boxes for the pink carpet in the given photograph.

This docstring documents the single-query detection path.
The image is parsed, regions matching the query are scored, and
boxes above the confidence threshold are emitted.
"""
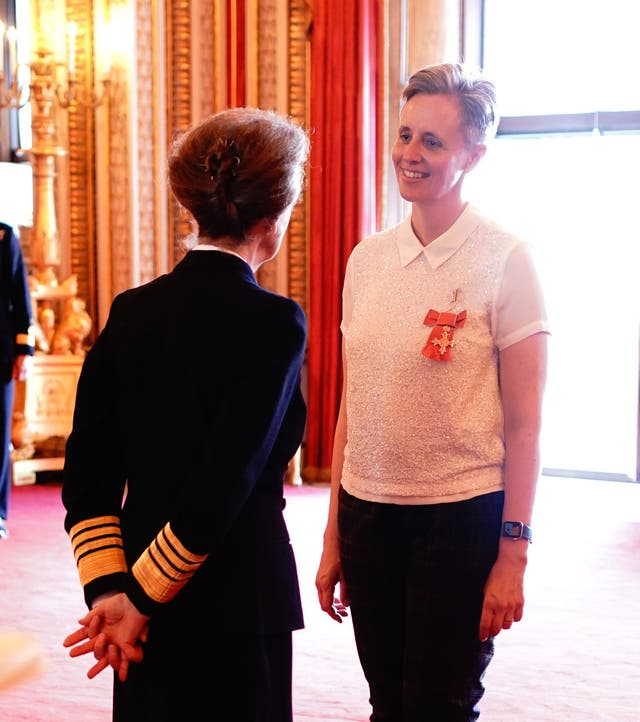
[1,476,639,721]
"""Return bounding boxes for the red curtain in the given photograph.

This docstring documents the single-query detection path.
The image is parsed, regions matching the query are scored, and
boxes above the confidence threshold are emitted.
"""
[303,0,384,482]
[226,0,246,106]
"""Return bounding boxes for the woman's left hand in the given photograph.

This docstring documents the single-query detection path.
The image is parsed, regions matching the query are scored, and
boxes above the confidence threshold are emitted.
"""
[478,550,527,641]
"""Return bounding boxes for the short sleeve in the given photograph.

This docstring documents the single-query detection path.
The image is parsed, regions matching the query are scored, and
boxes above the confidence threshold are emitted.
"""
[493,243,550,350]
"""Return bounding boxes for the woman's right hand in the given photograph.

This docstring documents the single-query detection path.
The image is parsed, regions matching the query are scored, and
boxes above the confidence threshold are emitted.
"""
[315,546,349,623]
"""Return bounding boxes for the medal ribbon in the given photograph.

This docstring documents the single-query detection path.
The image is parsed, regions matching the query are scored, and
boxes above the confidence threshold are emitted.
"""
[421,309,467,361]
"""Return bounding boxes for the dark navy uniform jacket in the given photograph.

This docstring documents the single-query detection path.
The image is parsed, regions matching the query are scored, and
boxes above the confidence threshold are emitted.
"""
[0,222,34,367]
[62,249,307,635]
[0,223,34,521]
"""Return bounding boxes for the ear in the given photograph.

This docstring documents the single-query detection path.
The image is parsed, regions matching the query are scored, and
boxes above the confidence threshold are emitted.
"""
[262,217,277,234]
[246,216,277,238]
[463,143,487,174]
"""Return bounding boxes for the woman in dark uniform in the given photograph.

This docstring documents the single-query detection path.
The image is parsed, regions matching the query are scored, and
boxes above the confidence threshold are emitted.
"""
[62,107,310,722]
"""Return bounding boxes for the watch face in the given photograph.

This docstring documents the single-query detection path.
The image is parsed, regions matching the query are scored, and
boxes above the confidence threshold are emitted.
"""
[504,522,522,537]
[503,521,532,542]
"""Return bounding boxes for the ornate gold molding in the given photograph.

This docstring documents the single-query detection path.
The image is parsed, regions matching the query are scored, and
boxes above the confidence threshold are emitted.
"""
[135,0,156,285]
[254,0,281,295]
[193,0,216,119]
[107,61,131,297]
[166,0,193,267]
[256,1,278,124]
[65,0,97,325]
[287,0,309,312]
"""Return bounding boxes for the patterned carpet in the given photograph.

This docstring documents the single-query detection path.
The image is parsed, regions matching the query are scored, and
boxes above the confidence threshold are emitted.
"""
[1,476,638,721]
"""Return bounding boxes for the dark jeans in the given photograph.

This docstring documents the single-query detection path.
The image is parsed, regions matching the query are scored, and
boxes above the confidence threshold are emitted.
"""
[338,487,504,722]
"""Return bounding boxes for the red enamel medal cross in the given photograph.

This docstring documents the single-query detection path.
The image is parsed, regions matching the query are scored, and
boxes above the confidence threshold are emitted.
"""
[421,309,467,361]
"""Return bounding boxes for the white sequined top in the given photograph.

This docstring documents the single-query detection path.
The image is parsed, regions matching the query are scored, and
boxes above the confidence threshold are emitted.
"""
[341,204,549,504]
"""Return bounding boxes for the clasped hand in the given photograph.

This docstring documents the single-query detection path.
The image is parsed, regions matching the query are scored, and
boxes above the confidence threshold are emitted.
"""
[63,592,150,682]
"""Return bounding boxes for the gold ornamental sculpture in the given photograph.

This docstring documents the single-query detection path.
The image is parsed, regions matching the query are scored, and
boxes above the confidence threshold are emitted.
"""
[0,10,110,478]
[0,15,109,355]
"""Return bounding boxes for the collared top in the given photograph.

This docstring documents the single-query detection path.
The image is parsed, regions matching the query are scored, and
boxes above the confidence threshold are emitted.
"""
[340,204,549,505]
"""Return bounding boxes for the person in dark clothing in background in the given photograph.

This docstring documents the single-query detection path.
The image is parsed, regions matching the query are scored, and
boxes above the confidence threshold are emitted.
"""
[0,222,34,539]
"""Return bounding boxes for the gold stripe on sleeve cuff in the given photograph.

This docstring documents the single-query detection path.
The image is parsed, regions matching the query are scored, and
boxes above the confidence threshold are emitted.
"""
[69,516,128,587]
[16,332,35,346]
[132,522,208,604]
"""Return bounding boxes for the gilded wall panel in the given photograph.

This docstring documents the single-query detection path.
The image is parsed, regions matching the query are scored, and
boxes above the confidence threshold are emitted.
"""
[257,1,278,121]
[252,0,309,308]
[136,0,156,284]
[192,0,216,120]
[107,59,132,297]
[286,0,309,312]
[166,0,193,265]
[66,0,97,324]
[254,0,280,296]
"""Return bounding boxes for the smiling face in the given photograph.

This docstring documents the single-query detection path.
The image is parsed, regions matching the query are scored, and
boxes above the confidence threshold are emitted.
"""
[391,93,485,208]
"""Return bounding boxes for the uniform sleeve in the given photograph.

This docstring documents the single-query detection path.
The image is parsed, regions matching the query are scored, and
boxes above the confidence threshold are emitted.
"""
[4,225,34,356]
[62,296,129,606]
[493,242,550,350]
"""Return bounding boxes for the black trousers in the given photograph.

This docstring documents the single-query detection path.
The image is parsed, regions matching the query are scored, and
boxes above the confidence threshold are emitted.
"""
[338,487,504,722]
[0,367,14,520]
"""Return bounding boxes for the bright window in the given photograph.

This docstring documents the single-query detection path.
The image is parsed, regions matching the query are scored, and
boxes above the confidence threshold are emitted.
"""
[477,1,640,480]
[483,0,640,116]
[466,132,640,480]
